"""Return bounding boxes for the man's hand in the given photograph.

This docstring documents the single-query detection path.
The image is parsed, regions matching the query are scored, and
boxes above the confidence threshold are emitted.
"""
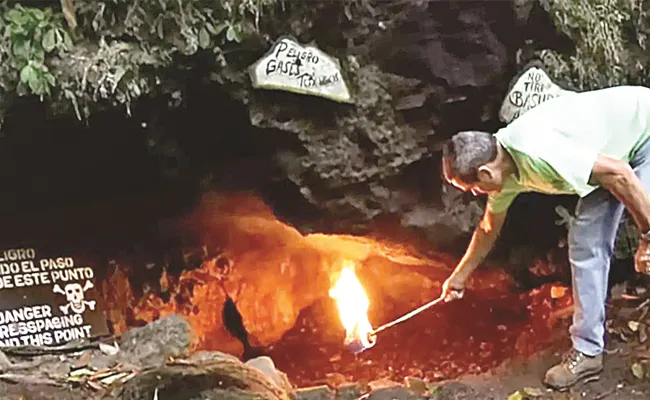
[635,238,650,275]
[441,274,466,302]
[439,209,506,303]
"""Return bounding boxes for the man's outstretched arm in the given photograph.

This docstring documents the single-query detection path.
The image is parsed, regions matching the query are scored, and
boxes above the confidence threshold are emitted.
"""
[445,209,507,287]
[590,155,650,233]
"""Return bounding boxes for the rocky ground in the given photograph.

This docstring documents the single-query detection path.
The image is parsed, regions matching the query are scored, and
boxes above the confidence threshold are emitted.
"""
[1,281,650,400]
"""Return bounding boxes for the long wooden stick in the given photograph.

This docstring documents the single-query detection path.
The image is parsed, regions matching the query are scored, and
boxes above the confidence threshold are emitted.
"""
[371,289,464,335]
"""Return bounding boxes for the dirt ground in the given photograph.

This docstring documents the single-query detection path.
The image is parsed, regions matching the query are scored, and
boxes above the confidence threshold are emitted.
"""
[2,291,650,400]
[452,298,650,400]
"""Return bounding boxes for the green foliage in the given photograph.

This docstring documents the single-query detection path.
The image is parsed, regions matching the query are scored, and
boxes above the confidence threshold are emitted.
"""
[0,0,280,121]
[542,0,650,89]
[2,4,72,97]
[74,0,275,54]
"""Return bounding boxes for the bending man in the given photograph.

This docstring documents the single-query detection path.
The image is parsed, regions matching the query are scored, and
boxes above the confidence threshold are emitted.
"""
[440,85,650,390]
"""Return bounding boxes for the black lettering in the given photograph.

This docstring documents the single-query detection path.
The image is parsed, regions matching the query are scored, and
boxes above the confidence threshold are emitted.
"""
[265,59,277,75]
[317,73,340,86]
[509,91,524,107]
[280,60,290,74]
[290,62,301,76]
[274,41,288,58]
[298,73,316,88]
[266,59,301,78]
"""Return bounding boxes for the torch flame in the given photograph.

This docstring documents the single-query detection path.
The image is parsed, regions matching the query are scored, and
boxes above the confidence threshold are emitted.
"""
[329,263,376,352]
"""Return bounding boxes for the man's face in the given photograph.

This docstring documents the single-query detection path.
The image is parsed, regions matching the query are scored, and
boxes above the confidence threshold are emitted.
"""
[442,157,503,196]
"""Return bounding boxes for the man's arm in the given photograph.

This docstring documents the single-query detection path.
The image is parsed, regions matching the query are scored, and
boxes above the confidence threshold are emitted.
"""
[590,155,650,233]
[448,209,507,283]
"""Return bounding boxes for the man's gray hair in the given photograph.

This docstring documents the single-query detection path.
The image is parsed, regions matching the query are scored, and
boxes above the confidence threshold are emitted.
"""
[442,130,497,184]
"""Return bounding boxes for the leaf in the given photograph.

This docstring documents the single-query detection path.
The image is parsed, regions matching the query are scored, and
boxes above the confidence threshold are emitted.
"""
[12,38,30,60]
[45,72,56,87]
[32,47,46,63]
[522,387,544,397]
[507,390,525,400]
[19,64,34,85]
[632,362,645,379]
[640,325,648,343]
[112,66,126,93]
[426,385,439,398]
[343,5,352,20]
[27,74,42,94]
[226,25,238,42]
[156,19,164,39]
[7,9,23,23]
[31,9,44,21]
[62,30,73,49]
[42,29,56,52]
[551,285,568,299]
[198,27,210,49]
[212,22,228,36]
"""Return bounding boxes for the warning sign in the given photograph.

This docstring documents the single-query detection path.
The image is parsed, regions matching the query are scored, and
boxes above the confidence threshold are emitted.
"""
[0,247,109,347]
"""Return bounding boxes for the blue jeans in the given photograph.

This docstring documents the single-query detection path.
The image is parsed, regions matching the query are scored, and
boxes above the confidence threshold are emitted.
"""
[568,137,650,356]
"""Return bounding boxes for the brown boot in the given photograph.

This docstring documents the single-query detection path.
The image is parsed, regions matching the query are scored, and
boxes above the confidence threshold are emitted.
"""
[543,349,603,390]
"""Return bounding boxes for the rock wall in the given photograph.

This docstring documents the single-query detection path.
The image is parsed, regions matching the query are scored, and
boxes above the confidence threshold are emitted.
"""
[0,0,574,257]
[231,0,574,253]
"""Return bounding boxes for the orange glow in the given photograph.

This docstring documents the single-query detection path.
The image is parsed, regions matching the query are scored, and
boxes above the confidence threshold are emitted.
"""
[329,262,375,350]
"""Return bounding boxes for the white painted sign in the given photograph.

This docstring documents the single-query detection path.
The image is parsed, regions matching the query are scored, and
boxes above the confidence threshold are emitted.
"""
[499,67,575,124]
[249,37,353,103]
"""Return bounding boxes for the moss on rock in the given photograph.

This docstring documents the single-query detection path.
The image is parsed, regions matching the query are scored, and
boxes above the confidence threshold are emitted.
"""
[542,0,649,89]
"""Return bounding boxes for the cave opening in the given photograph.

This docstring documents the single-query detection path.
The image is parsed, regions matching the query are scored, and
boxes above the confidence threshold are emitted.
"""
[0,78,635,389]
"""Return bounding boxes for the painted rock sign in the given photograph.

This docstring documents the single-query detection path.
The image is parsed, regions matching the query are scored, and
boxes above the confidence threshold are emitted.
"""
[249,36,353,103]
[499,66,576,124]
[0,247,109,347]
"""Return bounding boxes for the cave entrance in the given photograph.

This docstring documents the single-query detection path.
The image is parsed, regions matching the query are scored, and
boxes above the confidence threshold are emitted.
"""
[0,78,578,389]
[101,193,574,388]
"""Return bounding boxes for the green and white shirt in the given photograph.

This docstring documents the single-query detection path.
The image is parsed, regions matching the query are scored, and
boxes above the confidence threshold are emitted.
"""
[487,85,650,214]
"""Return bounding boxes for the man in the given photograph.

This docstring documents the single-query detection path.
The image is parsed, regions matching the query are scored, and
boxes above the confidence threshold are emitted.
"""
[439,85,650,390]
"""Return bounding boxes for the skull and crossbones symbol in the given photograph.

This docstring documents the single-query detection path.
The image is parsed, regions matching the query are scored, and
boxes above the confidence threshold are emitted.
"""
[52,281,96,315]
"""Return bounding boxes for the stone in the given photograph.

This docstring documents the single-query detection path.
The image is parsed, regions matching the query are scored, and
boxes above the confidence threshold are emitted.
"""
[498,65,576,124]
[0,350,11,371]
[428,382,478,400]
[367,380,401,391]
[117,313,192,367]
[404,377,428,395]
[292,385,335,400]
[120,351,290,400]
[245,356,293,392]
[368,385,423,400]
[249,36,353,104]
[87,350,116,371]
[335,383,362,400]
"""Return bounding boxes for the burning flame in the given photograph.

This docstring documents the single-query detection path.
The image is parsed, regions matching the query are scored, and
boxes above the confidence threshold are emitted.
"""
[329,263,376,352]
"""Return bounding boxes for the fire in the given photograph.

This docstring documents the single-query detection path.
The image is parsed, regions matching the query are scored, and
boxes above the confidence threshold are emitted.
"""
[329,262,377,353]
